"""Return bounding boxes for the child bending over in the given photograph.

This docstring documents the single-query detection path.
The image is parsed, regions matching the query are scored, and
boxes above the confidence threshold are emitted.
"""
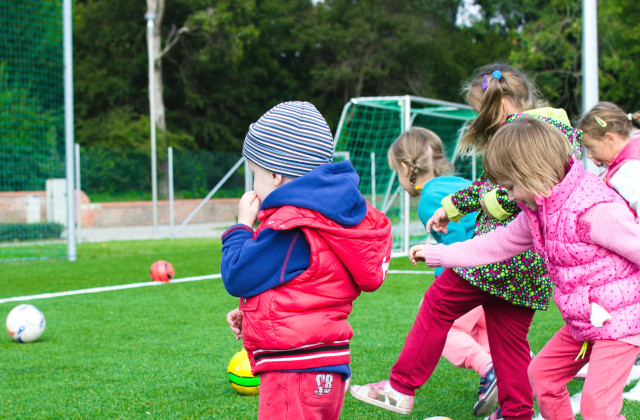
[413,117,640,420]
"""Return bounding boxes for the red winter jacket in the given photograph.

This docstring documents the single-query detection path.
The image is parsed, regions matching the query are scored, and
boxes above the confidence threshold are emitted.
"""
[240,203,392,374]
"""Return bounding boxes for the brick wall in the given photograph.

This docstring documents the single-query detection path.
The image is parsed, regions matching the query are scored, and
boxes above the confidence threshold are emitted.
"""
[0,191,239,227]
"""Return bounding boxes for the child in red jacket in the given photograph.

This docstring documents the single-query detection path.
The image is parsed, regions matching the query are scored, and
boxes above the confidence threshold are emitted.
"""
[222,101,392,420]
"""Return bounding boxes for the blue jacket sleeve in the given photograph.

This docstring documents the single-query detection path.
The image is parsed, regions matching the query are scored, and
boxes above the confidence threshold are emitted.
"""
[418,181,476,245]
[220,224,311,298]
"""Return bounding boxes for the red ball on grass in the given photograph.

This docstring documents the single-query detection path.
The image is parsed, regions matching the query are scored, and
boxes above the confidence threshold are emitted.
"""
[150,260,174,283]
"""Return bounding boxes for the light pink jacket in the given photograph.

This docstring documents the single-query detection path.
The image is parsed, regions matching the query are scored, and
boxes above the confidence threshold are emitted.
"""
[425,158,640,342]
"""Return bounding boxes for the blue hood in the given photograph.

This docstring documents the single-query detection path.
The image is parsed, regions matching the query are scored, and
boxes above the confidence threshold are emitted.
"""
[260,161,367,227]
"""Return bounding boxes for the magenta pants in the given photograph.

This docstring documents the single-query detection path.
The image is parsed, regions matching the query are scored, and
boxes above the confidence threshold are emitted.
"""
[390,268,535,420]
[529,324,639,420]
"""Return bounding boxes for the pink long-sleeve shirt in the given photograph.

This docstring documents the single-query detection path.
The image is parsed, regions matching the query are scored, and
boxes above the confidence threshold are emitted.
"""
[424,202,640,270]
[424,201,640,345]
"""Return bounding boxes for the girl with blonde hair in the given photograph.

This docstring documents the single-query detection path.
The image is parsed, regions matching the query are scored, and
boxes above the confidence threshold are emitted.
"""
[412,117,640,420]
[351,63,581,420]
[385,127,496,414]
[578,101,640,220]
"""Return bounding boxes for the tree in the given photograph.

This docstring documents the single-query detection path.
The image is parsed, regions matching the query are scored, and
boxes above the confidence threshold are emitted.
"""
[596,0,640,113]
[508,1,582,119]
[73,0,194,150]
[146,0,188,133]
[506,0,640,120]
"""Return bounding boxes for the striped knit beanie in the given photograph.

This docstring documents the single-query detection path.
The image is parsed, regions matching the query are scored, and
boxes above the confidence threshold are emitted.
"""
[243,101,334,178]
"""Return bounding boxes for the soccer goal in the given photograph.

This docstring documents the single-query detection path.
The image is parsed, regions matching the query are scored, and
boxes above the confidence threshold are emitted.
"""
[333,95,477,256]
[0,1,75,262]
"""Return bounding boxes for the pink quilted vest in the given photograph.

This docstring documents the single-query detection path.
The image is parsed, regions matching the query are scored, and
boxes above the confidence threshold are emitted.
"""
[521,158,640,341]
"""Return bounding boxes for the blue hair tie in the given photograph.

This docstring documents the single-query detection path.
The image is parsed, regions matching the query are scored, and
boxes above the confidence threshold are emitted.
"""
[482,70,502,90]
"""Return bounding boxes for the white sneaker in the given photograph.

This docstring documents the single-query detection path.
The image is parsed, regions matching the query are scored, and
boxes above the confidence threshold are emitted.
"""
[350,379,414,415]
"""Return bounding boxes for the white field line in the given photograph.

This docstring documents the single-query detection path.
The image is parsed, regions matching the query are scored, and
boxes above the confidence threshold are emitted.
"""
[0,270,427,305]
[0,274,221,304]
[0,270,433,304]
[388,270,434,274]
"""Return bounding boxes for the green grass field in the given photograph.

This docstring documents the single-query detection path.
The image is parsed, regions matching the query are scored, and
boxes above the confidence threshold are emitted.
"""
[2,238,640,419]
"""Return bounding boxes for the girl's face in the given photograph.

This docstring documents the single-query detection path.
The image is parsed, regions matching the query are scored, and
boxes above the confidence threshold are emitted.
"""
[247,160,278,202]
[582,132,618,167]
[497,178,538,211]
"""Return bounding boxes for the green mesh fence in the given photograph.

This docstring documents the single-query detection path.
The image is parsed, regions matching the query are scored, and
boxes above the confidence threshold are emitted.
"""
[79,147,244,202]
[0,1,66,261]
[334,96,477,255]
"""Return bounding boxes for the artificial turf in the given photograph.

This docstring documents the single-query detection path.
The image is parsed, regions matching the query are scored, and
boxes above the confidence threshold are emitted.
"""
[1,238,639,419]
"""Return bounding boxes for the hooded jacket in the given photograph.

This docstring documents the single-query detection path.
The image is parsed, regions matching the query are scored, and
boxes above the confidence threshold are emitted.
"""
[221,161,392,374]
[439,108,582,310]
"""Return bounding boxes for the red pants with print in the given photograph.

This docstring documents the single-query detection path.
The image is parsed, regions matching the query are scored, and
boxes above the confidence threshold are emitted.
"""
[258,371,345,420]
[389,268,536,420]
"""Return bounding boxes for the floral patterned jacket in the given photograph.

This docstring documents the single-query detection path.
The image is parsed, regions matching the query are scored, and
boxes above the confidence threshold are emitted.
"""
[441,108,582,310]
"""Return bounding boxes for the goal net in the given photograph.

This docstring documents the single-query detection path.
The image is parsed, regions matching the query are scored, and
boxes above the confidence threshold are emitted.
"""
[0,1,66,261]
[333,96,477,256]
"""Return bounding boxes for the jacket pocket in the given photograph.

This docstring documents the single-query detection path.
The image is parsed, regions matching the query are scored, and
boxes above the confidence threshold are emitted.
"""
[239,294,265,350]
[239,295,259,312]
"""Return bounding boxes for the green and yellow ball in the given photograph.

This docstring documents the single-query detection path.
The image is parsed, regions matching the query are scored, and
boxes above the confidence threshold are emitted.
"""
[227,349,260,395]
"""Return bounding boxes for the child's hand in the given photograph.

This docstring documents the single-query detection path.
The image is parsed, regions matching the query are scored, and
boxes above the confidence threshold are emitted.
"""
[227,308,244,340]
[426,207,450,234]
[238,191,261,227]
[409,244,425,265]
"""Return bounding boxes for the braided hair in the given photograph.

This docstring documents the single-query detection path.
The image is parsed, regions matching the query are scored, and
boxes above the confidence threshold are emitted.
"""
[387,127,453,190]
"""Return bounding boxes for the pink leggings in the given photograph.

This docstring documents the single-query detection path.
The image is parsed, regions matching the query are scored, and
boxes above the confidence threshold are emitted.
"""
[389,268,536,420]
[442,305,491,375]
[529,324,640,420]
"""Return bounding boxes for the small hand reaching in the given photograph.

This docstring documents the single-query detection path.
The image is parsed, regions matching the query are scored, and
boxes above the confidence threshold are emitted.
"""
[409,244,425,266]
[227,308,244,340]
[426,207,450,234]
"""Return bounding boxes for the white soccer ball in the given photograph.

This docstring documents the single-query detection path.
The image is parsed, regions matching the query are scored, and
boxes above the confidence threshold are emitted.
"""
[6,304,46,343]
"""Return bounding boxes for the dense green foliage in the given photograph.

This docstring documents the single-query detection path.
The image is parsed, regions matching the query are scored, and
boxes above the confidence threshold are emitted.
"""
[3,1,639,199]
[0,1,65,191]
[78,146,244,200]
[70,0,640,154]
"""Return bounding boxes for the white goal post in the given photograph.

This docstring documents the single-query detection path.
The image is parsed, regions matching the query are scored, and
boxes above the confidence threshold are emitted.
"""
[333,95,477,256]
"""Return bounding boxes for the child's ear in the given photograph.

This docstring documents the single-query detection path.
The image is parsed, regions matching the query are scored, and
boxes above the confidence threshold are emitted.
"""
[272,172,283,186]
[500,97,520,120]
[400,162,410,177]
[602,132,617,147]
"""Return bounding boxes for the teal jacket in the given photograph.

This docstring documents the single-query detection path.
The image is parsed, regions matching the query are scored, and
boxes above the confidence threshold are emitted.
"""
[418,176,475,276]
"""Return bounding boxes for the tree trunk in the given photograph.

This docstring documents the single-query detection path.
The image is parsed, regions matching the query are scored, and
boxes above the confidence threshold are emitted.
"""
[147,0,166,132]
